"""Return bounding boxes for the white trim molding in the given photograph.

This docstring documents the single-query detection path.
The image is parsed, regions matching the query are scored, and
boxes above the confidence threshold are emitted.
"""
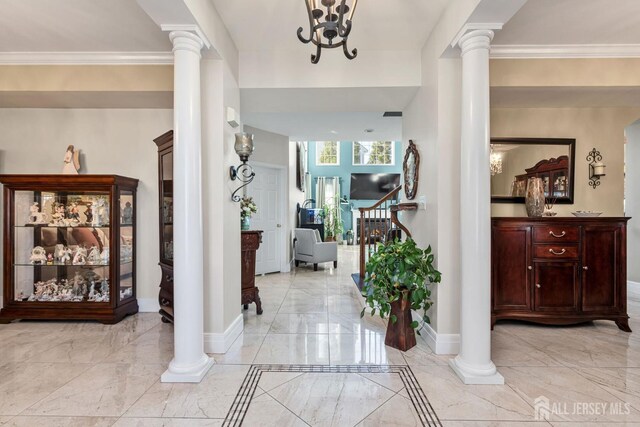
[138,298,161,313]
[490,44,640,59]
[0,51,174,65]
[420,323,460,355]
[204,314,244,354]
[629,281,640,301]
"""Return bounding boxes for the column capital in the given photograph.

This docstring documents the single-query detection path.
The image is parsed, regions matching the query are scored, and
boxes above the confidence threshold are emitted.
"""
[457,29,494,56]
[169,31,205,56]
[451,23,501,54]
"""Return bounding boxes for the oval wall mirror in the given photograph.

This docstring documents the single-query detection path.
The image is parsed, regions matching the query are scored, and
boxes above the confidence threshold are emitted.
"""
[403,140,419,200]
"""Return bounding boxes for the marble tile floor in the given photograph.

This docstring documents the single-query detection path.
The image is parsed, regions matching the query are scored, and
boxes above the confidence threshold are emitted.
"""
[0,246,640,426]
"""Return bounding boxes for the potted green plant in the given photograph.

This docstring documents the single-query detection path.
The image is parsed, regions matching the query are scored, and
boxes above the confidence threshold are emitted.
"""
[360,238,441,351]
[319,198,344,242]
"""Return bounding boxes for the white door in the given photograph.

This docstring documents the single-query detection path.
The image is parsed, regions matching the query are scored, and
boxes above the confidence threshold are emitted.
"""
[247,165,282,274]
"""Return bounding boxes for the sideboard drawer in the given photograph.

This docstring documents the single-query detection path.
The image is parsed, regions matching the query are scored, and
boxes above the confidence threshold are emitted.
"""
[533,225,580,243]
[534,244,579,259]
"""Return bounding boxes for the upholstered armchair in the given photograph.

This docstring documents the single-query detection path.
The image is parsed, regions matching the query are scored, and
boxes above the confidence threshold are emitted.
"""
[294,228,338,271]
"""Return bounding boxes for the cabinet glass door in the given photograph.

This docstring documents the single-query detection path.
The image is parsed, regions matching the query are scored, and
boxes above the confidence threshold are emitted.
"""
[160,150,173,264]
[14,190,111,303]
[119,190,135,301]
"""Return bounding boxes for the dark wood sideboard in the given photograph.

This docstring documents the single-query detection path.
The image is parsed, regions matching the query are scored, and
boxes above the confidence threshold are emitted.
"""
[241,230,263,314]
[492,217,631,332]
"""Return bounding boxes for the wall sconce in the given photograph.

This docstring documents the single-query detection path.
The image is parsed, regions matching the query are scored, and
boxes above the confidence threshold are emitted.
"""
[587,148,606,189]
[230,132,255,202]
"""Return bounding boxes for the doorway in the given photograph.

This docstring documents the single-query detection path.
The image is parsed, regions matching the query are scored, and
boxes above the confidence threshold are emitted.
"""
[247,164,286,275]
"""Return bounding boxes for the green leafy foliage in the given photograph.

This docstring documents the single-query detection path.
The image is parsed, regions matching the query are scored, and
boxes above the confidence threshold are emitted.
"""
[360,238,442,330]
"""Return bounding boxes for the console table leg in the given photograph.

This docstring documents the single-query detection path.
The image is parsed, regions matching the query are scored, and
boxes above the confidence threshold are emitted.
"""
[255,288,263,315]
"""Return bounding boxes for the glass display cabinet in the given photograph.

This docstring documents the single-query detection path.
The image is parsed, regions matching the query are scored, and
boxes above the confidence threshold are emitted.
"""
[0,175,138,324]
[154,130,174,323]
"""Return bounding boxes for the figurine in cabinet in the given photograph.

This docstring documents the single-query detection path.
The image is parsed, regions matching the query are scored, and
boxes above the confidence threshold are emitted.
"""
[30,246,47,265]
[87,245,101,264]
[73,247,87,265]
[28,203,47,224]
[60,247,73,264]
[122,201,133,224]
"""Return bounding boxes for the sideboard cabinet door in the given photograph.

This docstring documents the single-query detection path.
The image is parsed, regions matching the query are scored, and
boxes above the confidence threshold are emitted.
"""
[492,225,532,312]
[581,225,622,314]
[533,262,579,312]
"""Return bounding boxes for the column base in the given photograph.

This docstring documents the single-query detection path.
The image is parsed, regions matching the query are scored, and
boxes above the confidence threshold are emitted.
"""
[161,354,214,383]
[449,356,504,385]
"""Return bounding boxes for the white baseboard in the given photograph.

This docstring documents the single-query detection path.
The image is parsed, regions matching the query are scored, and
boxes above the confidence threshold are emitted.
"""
[420,323,460,355]
[629,281,640,301]
[204,314,244,354]
[138,298,160,313]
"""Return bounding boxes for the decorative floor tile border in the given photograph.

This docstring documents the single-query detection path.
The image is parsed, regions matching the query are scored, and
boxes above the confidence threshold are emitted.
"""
[223,364,442,427]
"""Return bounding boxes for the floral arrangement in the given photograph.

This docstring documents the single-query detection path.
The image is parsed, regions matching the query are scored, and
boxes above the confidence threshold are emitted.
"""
[240,196,258,219]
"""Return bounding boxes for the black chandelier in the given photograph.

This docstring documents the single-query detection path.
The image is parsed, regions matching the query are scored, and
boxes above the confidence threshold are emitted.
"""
[297,0,358,64]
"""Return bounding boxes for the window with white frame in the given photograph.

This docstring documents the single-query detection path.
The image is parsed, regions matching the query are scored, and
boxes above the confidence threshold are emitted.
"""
[316,141,340,165]
[352,141,394,165]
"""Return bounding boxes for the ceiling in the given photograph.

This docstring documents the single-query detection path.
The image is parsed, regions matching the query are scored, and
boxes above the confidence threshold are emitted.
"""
[493,0,640,46]
[0,0,170,52]
[210,0,449,52]
[243,111,402,141]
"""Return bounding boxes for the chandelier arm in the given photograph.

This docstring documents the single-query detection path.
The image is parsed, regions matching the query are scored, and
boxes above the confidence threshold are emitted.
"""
[336,0,348,33]
[297,0,316,44]
[311,42,322,64]
[342,41,357,60]
[338,19,352,38]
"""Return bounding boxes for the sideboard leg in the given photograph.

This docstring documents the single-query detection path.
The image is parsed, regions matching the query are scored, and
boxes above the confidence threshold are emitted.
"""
[616,317,632,332]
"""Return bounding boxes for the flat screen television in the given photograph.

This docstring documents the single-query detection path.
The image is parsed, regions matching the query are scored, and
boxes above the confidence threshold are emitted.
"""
[350,173,401,200]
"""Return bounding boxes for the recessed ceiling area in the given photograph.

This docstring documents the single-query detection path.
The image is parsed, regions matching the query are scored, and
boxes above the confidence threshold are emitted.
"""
[493,0,640,46]
[244,112,402,141]
[241,86,415,140]
[0,0,170,52]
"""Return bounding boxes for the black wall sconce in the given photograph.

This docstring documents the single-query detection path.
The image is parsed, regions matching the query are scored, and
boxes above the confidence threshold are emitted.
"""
[587,148,606,189]
[230,132,255,202]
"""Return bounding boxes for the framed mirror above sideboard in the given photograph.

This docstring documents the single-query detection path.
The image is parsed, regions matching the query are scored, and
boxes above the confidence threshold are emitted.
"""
[490,137,576,204]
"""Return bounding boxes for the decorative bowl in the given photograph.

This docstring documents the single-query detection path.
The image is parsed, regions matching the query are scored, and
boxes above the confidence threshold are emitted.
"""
[571,211,603,217]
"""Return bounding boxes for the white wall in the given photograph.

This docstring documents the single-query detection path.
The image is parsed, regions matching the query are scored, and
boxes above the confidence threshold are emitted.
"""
[491,107,640,217]
[201,58,243,350]
[401,0,482,346]
[0,108,172,308]
[626,121,640,284]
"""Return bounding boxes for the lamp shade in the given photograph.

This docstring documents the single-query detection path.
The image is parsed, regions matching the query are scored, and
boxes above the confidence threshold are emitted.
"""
[234,133,254,162]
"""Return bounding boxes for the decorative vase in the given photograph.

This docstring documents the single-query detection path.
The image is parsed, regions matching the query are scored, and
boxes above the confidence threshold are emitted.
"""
[241,217,250,231]
[525,177,545,218]
[384,292,417,351]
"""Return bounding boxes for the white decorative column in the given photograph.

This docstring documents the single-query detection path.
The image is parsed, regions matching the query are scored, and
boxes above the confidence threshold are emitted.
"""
[449,29,504,385]
[161,31,214,383]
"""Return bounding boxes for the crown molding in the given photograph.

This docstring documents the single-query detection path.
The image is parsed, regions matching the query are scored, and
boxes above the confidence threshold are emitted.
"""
[490,44,640,59]
[0,51,174,65]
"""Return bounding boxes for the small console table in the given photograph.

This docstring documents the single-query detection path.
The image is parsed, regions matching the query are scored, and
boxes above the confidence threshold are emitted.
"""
[241,230,263,315]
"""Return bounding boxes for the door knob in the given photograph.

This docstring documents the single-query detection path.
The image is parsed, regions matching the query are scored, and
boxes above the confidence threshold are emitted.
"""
[583,266,589,270]
[528,266,533,270]
[536,283,541,288]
